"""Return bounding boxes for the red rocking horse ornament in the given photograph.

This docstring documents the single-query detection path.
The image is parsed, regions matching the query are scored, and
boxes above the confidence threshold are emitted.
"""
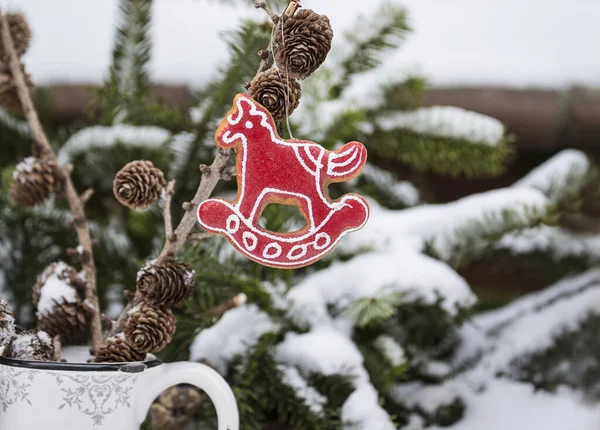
[198,94,370,269]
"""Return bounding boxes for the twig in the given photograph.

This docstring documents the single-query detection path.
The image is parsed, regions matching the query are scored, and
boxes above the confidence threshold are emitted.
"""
[188,232,214,244]
[204,294,248,318]
[254,1,279,23]
[163,180,176,242]
[52,336,62,362]
[80,189,95,204]
[0,9,103,353]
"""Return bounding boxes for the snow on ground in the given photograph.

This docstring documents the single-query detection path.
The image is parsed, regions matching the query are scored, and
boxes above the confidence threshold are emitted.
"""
[5,0,600,88]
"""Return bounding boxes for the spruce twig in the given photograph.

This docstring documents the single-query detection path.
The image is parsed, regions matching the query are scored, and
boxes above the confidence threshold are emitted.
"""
[0,9,103,354]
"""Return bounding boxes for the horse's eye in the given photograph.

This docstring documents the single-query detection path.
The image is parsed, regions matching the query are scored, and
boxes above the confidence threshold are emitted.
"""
[245,121,254,129]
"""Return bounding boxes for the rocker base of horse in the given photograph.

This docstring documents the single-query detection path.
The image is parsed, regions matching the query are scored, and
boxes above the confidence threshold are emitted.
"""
[198,195,369,269]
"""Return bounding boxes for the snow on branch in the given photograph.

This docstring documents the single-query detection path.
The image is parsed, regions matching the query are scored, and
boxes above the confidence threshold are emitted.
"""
[514,149,590,201]
[391,271,600,429]
[340,188,550,262]
[275,328,396,430]
[359,164,420,207]
[58,125,171,164]
[189,304,278,374]
[287,251,474,329]
[377,106,506,147]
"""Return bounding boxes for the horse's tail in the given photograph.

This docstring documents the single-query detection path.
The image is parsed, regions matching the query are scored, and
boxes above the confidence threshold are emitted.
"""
[324,141,367,181]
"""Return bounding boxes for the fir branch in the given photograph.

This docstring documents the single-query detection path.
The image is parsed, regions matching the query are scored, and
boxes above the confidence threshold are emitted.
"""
[332,4,410,96]
[0,9,103,352]
[368,127,515,178]
[110,0,152,98]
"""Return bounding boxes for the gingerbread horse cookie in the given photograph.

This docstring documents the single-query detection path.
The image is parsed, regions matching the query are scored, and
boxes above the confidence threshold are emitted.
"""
[198,94,370,269]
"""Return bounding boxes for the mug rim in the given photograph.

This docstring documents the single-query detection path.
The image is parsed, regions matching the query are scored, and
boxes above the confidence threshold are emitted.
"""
[0,354,162,372]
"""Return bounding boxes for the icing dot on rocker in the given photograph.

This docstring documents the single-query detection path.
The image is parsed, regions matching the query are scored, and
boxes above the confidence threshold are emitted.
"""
[263,242,282,259]
[226,214,240,233]
[245,121,254,129]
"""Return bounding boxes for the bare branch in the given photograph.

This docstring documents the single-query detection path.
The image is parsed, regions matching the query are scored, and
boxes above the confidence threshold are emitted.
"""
[52,336,63,362]
[0,9,103,354]
[188,232,214,245]
[204,294,248,318]
[163,180,176,241]
[80,189,95,204]
[254,1,279,23]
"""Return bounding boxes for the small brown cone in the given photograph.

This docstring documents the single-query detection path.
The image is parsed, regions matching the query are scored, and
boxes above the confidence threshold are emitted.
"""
[137,260,195,307]
[149,385,205,430]
[7,330,54,361]
[0,297,16,350]
[0,65,35,114]
[248,68,301,121]
[113,160,166,209]
[33,262,89,344]
[125,304,175,354]
[94,335,146,363]
[0,14,32,57]
[273,9,333,80]
[10,157,58,207]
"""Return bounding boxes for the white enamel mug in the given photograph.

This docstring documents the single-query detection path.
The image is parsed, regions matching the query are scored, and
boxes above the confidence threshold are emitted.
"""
[0,355,239,429]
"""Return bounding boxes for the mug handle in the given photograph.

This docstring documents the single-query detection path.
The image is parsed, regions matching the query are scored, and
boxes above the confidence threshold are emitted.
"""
[134,361,239,430]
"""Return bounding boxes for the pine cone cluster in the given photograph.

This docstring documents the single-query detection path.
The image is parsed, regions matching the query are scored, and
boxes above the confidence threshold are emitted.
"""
[5,330,54,361]
[125,304,175,354]
[113,160,166,209]
[10,156,58,207]
[248,7,333,122]
[248,68,301,121]
[0,14,32,57]
[149,385,205,430]
[0,297,16,352]
[273,9,333,80]
[137,260,195,307]
[94,334,146,363]
[33,262,89,344]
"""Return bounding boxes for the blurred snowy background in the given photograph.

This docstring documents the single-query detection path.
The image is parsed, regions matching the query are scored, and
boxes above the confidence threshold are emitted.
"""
[5,0,600,88]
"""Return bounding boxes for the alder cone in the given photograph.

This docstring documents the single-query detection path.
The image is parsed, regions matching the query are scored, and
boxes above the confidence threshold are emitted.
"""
[0,66,35,114]
[37,301,89,344]
[124,304,175,354]
[273,9,333,80]
[137,260,195,307]
[113,160,166,209]
[33,262,89,343]
[7,331,54,361]
[94,335,146,363]
[10,157,58,207]
[149,385,204,430]
[0,14,32,57]
[0,297,15,350]
[248,68,301,121]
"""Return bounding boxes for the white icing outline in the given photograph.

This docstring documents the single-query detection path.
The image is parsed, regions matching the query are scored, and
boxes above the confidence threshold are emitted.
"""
[199,95,370,266]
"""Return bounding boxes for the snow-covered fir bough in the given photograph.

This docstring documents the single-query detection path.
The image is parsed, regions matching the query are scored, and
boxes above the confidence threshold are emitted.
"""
[0,1,599,430]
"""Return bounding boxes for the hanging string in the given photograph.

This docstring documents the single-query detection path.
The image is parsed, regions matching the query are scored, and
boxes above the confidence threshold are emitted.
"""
[271,12,296,139]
